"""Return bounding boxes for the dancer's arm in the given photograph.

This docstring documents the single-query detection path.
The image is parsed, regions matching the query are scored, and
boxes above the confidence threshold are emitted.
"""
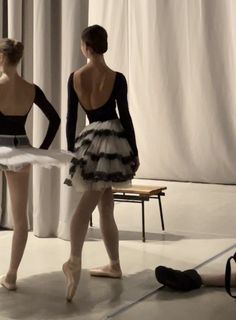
[34,85,61,149]
[66,73,78,152]
[116,73,139,170]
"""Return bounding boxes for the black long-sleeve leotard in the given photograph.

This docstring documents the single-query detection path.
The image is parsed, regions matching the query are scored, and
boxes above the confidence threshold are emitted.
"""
[0,85,61,149]
[66,72,138,156]
[34,86,61,149]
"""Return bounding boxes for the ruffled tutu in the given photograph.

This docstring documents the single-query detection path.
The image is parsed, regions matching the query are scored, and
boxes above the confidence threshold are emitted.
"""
[0,135,73,171]
[64,119,136,191]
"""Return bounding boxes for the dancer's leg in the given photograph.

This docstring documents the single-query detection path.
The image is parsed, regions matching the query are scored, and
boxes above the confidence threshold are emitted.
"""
[70,190,102,257]
[63,189,102,301]
[90,188,122,278]
[99,188,119,261]
[201,273,236,287]
[155,267,236,290]
[0,165,30,290]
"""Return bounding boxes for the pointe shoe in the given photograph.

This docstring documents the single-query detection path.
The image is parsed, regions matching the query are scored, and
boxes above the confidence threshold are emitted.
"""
[0,275,17,291]
[62,259,81,302]
[90,264,122,279]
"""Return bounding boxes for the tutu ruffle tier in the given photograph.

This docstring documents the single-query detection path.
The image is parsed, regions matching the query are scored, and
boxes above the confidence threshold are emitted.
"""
[0,135,73,171]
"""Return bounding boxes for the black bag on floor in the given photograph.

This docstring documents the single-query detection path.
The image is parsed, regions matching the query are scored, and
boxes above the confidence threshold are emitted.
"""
[225,252,236,298]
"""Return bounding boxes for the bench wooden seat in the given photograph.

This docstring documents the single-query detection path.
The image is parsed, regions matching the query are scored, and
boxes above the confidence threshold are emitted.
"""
[112,185,167,242]
[112,185,167,196]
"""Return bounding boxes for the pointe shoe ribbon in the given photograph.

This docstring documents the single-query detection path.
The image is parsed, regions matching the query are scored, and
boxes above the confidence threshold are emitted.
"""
[0,275,17,291]
[62,260,81,302]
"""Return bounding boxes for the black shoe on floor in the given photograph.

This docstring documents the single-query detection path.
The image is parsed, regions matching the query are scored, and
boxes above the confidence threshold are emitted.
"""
[155,266,202,291]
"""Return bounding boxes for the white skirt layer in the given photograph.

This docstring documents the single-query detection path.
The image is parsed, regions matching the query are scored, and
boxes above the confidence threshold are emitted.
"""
[0,135,73,171]
[64,119,136,191]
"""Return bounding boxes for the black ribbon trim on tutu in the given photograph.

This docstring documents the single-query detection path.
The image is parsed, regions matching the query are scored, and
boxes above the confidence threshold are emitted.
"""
[74,140,134,157]
[86,151,134,164]
[65,170,134,184]
[75,139,93,149]
[69,152,135,176]
[64,178,72,186]
[75,129,127,144]
[69,158,85,175]
[67,157,135,183]
[82,171,134,182]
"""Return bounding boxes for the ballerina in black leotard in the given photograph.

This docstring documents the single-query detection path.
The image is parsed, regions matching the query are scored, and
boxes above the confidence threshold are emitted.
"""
[0,39,71,290]
[63,25,139,302]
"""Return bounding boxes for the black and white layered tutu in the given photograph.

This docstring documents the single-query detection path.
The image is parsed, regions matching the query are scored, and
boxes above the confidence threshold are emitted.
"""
[64,119,136,191]
[0,135,73,171]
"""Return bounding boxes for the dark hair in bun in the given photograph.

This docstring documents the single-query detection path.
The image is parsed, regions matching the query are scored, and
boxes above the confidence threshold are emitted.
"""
[81,25,108,54]
[0,38,24,65]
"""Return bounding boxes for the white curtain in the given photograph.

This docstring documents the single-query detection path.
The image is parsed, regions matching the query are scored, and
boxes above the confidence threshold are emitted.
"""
[89,0,129,76]
[0,0,88,239]
[0,0,3,36]
[0,0,6,225]
[1,0,236,237]
[90,0,236,184]
[0,0,2,223]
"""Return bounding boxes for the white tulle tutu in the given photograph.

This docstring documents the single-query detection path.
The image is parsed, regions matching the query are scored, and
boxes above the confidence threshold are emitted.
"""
[64,119,136,191]
[0,135,73,171]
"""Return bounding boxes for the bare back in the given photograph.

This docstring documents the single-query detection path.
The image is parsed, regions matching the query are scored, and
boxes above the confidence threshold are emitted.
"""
[73,65,117,111]
[0,75,35,116]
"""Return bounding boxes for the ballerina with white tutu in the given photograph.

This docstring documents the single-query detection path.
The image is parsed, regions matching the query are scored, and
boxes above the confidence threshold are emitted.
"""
[63,25,139,302]
[0,38,71,290]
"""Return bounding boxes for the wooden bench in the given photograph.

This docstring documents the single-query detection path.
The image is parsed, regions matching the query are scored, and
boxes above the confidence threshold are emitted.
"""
[90,185,167,242]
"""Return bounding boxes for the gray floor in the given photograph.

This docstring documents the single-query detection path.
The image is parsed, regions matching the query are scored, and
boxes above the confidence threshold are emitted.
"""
[0,180,236,319]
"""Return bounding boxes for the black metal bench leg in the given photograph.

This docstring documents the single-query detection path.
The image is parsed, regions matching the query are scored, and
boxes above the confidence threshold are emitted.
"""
[158,195,165,231]
[142,200,146,242]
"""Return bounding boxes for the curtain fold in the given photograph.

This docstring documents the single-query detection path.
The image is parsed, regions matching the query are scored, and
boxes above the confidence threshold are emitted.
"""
[1,0,236,237]
[89,0,129,76]
[32,0,58,236]
[58,0,88,239]
[0,0,2,223]
[0,0,88,239]
[1,0,23,228]
[1,0,8,37]
[0,0,3,36]
[7,0,22,39]
[89,0,236,184]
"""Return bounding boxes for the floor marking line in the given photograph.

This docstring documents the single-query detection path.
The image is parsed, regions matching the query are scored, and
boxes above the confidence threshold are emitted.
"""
[105,288,160,319]
[195,243,236,269]
[106,243,236,319]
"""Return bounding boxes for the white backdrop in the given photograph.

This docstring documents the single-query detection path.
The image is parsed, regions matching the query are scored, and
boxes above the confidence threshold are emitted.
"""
[90,0,236,184]
[1,0,236,238]
[0,0,88,238]
[0,0,2,223]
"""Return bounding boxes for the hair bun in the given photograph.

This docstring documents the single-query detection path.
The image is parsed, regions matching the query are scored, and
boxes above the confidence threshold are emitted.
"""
[82,25,108,55]
[0,38,24,65]
[14,41,24,53]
